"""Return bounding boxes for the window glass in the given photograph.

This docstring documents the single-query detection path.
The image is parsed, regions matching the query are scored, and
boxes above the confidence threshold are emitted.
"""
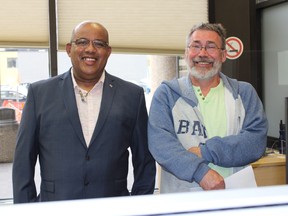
[7,58,17,68]
[0,48,49,200]
[262,2,288,138]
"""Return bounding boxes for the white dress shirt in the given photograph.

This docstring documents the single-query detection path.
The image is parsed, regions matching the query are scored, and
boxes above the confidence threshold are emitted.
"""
[71,70,104,146]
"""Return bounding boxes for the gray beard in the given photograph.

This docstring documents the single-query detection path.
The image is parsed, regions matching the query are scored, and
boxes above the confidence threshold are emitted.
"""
[187,61,222,81]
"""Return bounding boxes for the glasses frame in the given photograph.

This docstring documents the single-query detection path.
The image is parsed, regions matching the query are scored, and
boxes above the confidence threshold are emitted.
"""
[188,42,224,55]
[71,38,110,49]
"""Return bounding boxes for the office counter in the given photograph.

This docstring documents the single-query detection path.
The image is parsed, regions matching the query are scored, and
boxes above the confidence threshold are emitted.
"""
[2,186,288,215]
[252,153,286,186]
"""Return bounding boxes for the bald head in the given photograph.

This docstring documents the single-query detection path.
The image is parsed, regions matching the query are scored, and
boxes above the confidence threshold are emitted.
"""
[70,21,109,44]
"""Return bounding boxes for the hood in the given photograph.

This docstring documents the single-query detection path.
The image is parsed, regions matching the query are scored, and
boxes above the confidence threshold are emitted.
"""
[161,72,240,106]
[161,74,199,107]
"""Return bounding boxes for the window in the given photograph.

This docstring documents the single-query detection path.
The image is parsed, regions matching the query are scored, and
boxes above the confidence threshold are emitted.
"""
[0,48,49,201]
[7,58,17,68]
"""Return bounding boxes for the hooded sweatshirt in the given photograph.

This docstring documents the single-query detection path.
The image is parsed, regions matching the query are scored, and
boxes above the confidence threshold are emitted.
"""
[148,72,268,193]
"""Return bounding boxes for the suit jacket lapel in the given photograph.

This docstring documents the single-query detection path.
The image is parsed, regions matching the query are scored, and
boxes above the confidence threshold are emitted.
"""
[60,71,87,148]
[90,72,116,145]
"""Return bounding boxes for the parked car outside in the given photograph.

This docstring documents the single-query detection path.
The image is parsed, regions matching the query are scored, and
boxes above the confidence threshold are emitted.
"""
[0,86,27,122]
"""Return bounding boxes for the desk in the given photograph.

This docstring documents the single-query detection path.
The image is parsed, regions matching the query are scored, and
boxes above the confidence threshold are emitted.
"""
[251,154,286,186]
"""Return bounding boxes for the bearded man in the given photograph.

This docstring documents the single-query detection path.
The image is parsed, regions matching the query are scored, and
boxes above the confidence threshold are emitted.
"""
[147,23,268,193]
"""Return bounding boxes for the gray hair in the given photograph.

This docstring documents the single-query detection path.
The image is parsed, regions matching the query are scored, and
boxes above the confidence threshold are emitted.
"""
[186,23,227,49]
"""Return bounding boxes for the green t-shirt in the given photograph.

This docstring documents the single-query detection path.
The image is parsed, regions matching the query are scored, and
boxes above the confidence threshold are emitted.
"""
[193,79,233,178]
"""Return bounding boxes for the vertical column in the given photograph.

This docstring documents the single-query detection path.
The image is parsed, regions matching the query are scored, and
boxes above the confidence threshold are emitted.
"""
[148,55,178,95]
[147,55,177,193]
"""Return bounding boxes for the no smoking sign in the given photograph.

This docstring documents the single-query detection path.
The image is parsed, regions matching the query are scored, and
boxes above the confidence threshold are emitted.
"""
[225,37,244,60]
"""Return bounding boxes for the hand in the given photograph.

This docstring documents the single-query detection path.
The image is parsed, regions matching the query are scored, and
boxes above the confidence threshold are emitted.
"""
[199,169,225,190]
[188,147,202,158]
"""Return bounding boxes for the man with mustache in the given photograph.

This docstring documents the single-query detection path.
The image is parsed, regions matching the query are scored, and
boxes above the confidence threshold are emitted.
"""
[148,23,268,193]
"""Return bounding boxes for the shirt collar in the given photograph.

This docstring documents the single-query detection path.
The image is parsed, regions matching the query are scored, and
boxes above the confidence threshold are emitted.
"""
[71,68,105,90]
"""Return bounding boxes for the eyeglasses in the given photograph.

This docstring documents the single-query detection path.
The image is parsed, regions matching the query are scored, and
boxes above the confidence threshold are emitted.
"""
[188,43,224,55]
[71,38,109,49]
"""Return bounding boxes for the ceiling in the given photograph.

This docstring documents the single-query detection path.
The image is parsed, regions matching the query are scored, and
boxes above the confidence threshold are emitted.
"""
[0,0,208,54]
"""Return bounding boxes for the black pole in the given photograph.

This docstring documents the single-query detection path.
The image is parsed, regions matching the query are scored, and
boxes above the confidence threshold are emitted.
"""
[48,0,58,77]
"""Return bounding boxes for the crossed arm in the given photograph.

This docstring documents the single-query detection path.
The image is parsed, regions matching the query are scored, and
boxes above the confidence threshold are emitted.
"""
[189,147,225,190]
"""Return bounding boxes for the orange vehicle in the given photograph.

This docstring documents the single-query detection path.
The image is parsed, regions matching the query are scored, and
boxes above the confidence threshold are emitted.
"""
[0,90,26,122]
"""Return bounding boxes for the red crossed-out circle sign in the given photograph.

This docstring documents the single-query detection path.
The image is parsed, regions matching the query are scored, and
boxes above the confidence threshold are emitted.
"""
[225,37,244,60]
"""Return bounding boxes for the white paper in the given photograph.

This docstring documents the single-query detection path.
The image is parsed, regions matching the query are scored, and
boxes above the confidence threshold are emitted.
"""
[224,165,257,189]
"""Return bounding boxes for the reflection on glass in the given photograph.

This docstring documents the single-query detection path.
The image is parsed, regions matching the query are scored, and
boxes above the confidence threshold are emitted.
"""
[0,48,48,200]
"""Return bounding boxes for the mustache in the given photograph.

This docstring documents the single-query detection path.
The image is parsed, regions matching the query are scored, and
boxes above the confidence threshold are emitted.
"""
[192,57,214,63]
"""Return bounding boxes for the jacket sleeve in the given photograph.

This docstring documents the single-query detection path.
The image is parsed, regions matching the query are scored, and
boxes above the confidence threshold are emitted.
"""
[201,82,268,167]
[130,89,156,195]
[148,84,210,184]
[12,85,39,203]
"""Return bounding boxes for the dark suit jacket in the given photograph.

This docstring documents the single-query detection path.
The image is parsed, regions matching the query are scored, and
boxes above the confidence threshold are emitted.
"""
[12,70,156,203]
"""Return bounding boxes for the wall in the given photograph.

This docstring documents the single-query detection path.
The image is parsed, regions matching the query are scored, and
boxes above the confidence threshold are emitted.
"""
[209,0,262,97]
